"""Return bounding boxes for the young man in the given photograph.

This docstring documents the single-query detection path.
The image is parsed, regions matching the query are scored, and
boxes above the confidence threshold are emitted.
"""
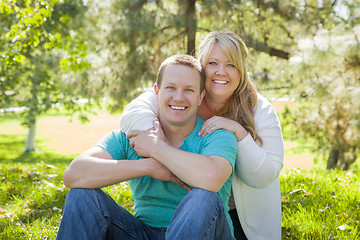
[56,54,237,240]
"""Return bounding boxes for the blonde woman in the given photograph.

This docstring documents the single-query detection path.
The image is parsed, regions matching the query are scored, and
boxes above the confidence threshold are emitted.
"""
[120,30,284,240]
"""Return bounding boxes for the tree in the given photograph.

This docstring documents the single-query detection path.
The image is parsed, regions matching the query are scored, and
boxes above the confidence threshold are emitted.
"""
[287,24,360,169]
[94,0,356,111]
[0,0,90,152]
[98,0,360,169]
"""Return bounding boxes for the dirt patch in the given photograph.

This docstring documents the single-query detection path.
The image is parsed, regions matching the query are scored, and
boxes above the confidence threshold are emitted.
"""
[1,110,121,155]
[272,100,298,113]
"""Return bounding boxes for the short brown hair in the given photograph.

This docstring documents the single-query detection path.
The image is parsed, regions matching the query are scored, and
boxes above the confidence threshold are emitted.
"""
[157,54,205,92]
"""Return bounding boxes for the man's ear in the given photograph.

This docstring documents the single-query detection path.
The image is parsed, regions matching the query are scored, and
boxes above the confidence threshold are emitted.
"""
[154,83,160,95]
[198,89,206,106]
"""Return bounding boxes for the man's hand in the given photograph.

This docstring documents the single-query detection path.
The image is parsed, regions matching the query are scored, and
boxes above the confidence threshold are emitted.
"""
[128,118,166,157]
[144,157,190,191]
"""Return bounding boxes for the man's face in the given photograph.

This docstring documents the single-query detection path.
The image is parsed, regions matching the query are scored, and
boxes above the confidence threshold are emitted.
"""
[155,64,205,127]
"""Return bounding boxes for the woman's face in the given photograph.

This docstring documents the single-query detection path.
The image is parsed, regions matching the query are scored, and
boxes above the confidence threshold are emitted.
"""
[204,43,240,102]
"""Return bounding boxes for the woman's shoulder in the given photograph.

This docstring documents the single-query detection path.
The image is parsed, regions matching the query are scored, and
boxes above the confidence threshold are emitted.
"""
[254,92,274,112]
[254,92,280,125]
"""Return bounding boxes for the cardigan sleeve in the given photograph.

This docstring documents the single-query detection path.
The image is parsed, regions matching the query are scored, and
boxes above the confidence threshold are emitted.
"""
[235,93,284,188]
[119,89,159,135]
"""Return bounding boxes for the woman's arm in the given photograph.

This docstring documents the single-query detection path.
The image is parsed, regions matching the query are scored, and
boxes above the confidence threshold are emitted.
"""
[120,89,159,134]
[235,94,284,188]
[197,93,284,189]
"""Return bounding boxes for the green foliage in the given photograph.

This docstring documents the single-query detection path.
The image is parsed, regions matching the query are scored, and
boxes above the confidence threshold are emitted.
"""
[0,0,90,111]
[0,0,93,151]
[287,25,360,169]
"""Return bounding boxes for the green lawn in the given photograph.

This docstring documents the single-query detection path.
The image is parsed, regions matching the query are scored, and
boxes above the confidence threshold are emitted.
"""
[0,124,359,239]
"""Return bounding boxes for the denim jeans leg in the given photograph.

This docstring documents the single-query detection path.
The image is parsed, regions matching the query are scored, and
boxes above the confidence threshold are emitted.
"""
[56,188,164,240]
[165,188,233,240]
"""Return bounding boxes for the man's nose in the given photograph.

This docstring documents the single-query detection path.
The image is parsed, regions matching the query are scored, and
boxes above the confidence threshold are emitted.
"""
[173,89,185,101]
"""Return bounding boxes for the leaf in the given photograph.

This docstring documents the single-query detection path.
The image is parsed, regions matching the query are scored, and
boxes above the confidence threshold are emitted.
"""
[42,180,56,188]
[289,188,308,195]
[336,224,350,231]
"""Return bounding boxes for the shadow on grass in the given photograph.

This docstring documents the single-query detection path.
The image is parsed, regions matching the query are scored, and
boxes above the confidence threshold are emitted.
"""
[0,134,74,165]
[11,152,74,165]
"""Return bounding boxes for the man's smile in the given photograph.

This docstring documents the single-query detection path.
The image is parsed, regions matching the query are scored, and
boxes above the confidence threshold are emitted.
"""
[169,105,187,110]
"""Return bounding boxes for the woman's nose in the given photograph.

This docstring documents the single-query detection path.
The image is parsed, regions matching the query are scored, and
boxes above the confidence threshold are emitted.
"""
[215,65,226,75]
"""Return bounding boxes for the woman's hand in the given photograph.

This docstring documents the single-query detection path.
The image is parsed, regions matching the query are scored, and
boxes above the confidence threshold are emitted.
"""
[198,116,248,142]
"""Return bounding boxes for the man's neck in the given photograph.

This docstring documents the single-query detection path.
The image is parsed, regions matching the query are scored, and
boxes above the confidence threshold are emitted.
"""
[160,117,197,148]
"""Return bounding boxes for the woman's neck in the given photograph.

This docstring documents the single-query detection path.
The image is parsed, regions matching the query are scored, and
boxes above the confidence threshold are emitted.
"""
[198,95,226,120]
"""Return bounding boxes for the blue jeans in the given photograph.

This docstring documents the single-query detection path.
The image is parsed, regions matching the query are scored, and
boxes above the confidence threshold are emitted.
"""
[57,188,233,240]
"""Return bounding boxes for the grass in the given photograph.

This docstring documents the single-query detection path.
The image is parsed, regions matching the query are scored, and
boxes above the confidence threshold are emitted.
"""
[0,112,359,239]
[0,126,134,239]
[280,168,360,239]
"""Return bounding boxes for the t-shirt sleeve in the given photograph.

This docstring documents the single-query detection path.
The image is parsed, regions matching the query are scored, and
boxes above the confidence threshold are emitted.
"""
[201,130,237,170]
[95,130,129,160]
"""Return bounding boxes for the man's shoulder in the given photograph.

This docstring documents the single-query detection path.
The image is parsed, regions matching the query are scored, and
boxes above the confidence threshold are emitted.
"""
[193,117,236,143]
[98,129,128,148]
[210,128,236,139]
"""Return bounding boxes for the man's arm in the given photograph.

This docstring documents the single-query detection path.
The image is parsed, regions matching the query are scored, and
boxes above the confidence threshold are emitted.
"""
[63,145,190,190]
[152,146,232,192]
[128,122,236,192]
[62,146,149,189]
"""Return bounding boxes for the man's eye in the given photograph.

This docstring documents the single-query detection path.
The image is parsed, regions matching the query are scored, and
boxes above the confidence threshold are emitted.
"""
[166,86,175,90]
[185,89,194,92]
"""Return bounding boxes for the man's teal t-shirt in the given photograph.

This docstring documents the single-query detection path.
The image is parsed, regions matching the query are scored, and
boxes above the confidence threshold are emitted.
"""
[96,117,237,232]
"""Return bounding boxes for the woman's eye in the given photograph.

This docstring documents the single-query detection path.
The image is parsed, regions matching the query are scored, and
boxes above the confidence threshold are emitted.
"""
[208,62,217,65]
[166,86,175,90]
[185,89,194,92]
[227,63,236,68]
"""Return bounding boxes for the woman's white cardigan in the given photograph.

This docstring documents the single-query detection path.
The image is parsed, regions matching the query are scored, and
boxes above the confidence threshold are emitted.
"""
[120,90,284,240]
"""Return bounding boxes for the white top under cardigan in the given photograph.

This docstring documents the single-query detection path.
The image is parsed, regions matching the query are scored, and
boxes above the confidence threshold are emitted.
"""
[120,89,284,240]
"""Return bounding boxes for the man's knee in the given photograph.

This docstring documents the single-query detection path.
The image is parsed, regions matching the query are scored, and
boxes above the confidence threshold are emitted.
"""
[188,188,220,203]
[65,188,100,210]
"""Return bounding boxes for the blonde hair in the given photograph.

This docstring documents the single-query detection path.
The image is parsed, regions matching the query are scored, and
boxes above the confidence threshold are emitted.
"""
[198,30,263,145]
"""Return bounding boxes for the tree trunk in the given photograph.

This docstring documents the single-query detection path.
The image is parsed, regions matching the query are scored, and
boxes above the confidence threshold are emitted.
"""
[327,148,339,169]
[340,150,358,170]
[25,75,39,152]
[25,121,37,152]
[185,0,196,56]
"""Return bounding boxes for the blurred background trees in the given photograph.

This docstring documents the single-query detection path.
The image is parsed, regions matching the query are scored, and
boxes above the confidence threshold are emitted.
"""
[0,0,91,151]
[288,25,360,170]
[1,0,359,169]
